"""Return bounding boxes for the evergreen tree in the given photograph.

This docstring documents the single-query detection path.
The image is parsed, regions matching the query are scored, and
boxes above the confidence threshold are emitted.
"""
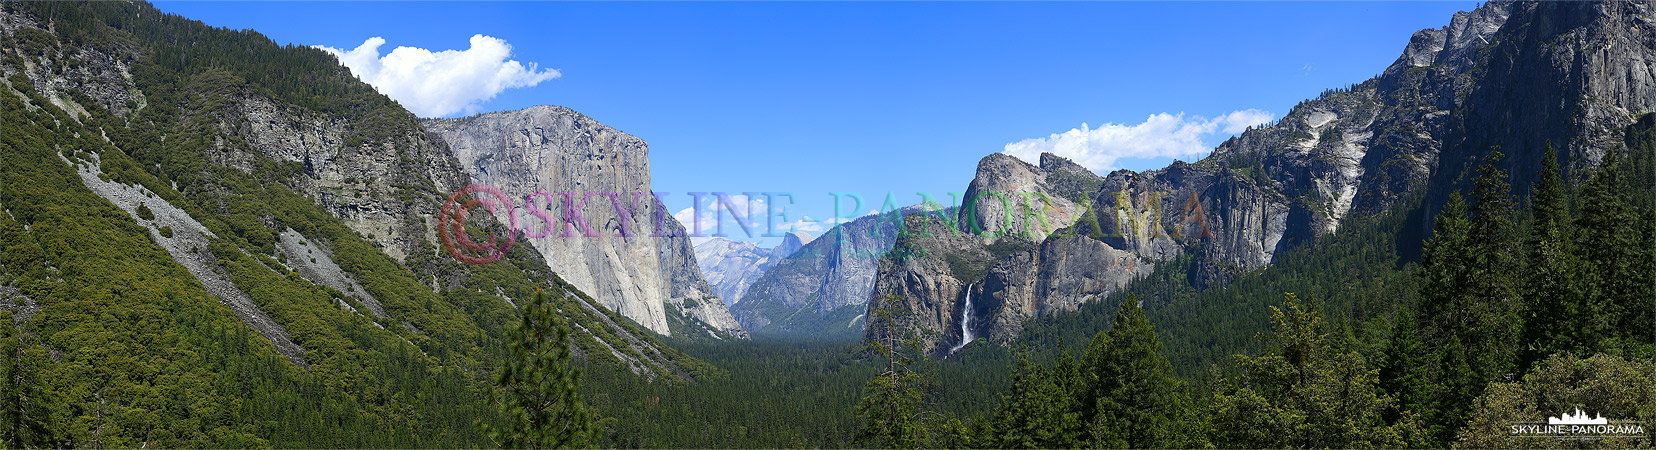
[1081,295,1189,449]
[478,290,595,449]
[1464,150,1522,380]
[1577,149,1654,347]
[1430,338,1479,447]
[0,312,57,449]
[1520,142,1595,371]
[1208,294,1407,449]
[1377,309,1428,429]
[855,304,931,449]
[987,347,1083,449]
[1420,192,1472,344]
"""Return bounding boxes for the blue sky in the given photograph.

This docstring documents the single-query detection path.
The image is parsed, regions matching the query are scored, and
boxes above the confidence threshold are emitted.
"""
[154,1,1475,247]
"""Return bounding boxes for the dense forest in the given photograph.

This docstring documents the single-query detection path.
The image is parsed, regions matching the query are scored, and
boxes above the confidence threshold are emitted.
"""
[3,1,1653,449]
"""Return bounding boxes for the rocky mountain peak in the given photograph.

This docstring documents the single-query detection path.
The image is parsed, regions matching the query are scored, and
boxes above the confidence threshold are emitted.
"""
[422,106,746,339]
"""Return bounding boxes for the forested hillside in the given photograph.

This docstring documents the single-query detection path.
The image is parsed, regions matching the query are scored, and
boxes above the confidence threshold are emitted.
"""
[1,1,1651,449]
[1,1,713,447]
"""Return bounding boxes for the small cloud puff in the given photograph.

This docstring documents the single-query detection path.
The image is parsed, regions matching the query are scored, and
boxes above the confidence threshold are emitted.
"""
[315,35,559,118]
[1003,109,1273,173]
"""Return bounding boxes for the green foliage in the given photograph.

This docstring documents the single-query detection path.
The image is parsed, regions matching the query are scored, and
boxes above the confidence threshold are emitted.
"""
[855,304,935,449]
[984,348,1084,449]
[1577,148,1655,350]
[1207,294,1414,449]
[0,3,713,448]
[479,290,595,449]
[1377,309,1430,435]
[1456,354,1655,449]
[1079,296,1194,449]
[1519,142,1595,371]
[0,312,61,449]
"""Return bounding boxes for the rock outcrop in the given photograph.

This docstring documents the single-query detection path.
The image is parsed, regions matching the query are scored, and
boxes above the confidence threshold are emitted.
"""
[422,106,747,338]
[2,1,719,379]
[732,205,945,338]
[869,0,1656,355]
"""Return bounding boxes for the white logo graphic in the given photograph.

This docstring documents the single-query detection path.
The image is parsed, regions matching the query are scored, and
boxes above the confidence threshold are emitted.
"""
[1549,408,1608,425]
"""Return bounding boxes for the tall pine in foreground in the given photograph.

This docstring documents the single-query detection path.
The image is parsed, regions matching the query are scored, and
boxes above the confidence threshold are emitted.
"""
[855,303,932,449]
[1520,142,1594,371]
[478,289,594,449]
[1377,309,1429,444]
[986,348,1084,449]
[1080,295,1193,449]
[1577,149,1655,349]
[1207,294,1411,449]
[1464,150,1522,381]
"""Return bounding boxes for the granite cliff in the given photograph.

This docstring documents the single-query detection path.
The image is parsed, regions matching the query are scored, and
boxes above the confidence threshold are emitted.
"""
[422,106,747,339]
[868,0,1656,356]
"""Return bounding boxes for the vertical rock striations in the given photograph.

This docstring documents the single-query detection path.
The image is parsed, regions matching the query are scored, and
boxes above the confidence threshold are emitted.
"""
[422,106,746,338]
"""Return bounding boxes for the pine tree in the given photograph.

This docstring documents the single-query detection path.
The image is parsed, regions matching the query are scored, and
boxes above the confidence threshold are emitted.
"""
[988,347,1083,449]
[1377,309,1428,428]
[855,304,930,449]
[1577,149,1654,347]
[0,311,57,449]
[1520,142,1594,371]
[1464,150,1522,380]
[1208,294,1407,449]
[1430,338,1479,447]
[1081,295,1189,449]
[1420,192,1472,335]
[477,289,595,449]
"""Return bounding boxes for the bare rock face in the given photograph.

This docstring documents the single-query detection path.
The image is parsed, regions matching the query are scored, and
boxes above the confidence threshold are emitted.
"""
[695,238,769,307]
[975,235,1153,346]
[959,153,1086,243]
[422,106,746,339]
[868,0,1656,354]
[864,215,985,354]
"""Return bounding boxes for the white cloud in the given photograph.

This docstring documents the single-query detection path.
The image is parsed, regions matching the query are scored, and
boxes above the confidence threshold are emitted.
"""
[786,215,852,234]
[674,195,776,246]
[1003,109,1273,173]
[315,35,559,118]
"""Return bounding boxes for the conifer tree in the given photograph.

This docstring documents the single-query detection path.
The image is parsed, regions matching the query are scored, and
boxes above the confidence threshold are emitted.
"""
[1464,150,1522,380]
[0,311,57,449]
[1520,143,1594,371]
[855,304,930,449]
[478,289,594,449]
[1577,150,1654,346]
[1430,338,1479,447]
[1081,295,1189,449]
[1208,294,1407,449]
[1378,309,1428,428]
[988,347,1083,449]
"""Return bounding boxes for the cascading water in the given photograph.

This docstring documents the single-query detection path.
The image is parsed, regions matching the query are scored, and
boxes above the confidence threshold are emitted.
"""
[948,283,975,356]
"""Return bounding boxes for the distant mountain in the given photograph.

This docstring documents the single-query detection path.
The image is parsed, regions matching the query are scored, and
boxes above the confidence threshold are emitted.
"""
[423,106,748,339]
[694,232,813,307]
[732,204,943,339]
[867,0,1656,357]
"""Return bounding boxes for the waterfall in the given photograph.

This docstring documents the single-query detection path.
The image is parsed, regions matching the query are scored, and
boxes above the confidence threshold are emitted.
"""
[948,283,975,355]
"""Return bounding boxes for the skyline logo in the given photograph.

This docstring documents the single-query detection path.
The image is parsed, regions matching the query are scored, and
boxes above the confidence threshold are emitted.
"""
[1510,407,1644,441]
[1549,408,1608,426]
